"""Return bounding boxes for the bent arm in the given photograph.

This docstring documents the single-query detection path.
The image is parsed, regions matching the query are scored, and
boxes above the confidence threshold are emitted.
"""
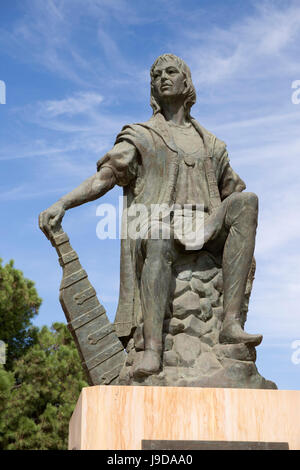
[60,166,116,210]
[39,140,138,238]
[60,137,139,210]
[39,167,116,238]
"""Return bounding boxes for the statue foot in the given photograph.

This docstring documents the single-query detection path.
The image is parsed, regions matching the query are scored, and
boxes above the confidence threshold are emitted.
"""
[132,349,161,378]
[219,319,263,346]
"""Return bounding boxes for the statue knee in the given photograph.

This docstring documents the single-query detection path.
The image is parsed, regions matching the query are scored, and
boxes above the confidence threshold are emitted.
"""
[244,192,258,211]
[229,191,258,211]
[226,192,258,229]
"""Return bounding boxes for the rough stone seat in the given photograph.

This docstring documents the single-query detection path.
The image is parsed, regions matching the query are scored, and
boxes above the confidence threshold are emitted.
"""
[118,251,277,389]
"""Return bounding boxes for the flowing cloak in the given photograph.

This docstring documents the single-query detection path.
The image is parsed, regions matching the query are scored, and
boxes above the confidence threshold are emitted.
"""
[96,113,246,342]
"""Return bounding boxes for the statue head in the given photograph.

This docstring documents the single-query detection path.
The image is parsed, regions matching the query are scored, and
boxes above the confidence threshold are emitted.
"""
[150,53,196,118]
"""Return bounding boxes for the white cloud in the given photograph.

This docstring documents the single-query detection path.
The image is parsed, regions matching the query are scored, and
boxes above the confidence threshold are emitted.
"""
[0,0,152,89]
[185,1,300,85]
[42,92,103,117]
[0,143,74,161]
[256,208,300,255]
[0,184,73,201]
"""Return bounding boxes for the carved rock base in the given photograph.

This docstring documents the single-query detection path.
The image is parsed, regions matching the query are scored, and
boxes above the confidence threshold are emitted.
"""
[118,251,277,389]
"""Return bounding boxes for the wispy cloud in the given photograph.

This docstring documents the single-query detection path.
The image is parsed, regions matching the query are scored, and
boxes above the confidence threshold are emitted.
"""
[178,1,300,86]
[0,90,134,165]
[0,0,152,91]
[42,92,104,117]
[0,0,88,84]
[0,183,73,201]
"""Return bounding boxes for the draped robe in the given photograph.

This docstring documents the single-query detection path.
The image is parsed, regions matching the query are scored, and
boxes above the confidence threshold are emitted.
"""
[97,113,246,340]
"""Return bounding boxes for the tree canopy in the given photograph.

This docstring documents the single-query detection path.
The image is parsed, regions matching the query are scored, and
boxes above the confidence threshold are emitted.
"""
[0,323,88,450]
[0,259,41,369]
[0,258,87,449]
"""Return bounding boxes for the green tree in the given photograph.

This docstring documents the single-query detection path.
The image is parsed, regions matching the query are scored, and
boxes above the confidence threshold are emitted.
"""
[0,365,14,419]
[0,259,41,369]
[0,323,88,450]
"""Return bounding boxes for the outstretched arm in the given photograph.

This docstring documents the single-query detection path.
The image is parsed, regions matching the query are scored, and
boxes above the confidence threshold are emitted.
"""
[39,139,138,238]
[61,166,116,209]
[39,166,116,238]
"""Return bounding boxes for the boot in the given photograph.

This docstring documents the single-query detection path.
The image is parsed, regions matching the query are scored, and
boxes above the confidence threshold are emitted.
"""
[219,314,262,346]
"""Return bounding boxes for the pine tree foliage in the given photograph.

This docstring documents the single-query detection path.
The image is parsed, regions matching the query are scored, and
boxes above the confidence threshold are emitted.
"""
[0,259,41,369]
[0,323,88,450]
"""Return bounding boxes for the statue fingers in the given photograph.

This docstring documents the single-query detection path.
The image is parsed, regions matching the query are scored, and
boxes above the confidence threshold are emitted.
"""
[39,211,51,239]
[50,210,64,232]
[50,214,59,228]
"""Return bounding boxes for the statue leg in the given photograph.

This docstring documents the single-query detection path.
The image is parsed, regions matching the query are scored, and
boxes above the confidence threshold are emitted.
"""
[218,192,262,345]
[133,235,175,378]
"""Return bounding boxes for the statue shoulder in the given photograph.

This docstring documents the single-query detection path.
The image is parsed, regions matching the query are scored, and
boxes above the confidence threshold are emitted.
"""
[191,119,227,158]
[115,120,154,155]
[116,121,151,143]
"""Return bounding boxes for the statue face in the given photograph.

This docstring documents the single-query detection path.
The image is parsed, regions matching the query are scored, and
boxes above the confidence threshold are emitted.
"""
[152,60,186,101]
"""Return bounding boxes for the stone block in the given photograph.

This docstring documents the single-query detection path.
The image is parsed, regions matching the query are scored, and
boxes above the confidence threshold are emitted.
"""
[213,272,224,293]
[198,298,213,322]
[163,350,178,367]
[183,315,213,337]
[163,333,173,351]
[213,343,256,362]
[204,284,221,307]
[173,278,190,298]
[190,277,206,297]
[175,267,193,281]
[193,267,219,283]
[200,330,220,347]
[194,352,222,375]
[173,333,201,366]
[173,290,200,319]
[168,317,185,335]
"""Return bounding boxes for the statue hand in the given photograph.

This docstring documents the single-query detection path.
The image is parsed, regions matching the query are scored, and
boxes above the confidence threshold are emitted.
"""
[39,201,65,239]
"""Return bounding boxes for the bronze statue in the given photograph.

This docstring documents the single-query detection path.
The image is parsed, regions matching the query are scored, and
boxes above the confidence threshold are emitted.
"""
[39,54,276,389]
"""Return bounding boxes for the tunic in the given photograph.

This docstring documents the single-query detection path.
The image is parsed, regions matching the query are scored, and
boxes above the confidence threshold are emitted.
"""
[96,113,246,339]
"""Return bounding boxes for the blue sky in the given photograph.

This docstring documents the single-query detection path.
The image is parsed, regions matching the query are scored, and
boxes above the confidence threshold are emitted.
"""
[0,0,300,390]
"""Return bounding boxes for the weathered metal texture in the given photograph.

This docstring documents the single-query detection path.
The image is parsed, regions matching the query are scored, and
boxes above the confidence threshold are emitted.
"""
[49,226,126,385]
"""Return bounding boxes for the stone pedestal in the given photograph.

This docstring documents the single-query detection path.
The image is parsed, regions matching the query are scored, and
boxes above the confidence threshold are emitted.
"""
[69,385,300,450]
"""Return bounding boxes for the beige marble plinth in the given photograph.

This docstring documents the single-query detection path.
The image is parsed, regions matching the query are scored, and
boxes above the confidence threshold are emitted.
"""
[69,385,300,450]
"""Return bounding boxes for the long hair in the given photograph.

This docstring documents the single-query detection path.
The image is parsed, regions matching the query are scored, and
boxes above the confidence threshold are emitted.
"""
[150,53,196,119]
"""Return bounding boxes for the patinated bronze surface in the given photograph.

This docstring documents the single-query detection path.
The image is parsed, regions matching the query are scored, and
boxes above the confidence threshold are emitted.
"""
[39,54,276,389]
